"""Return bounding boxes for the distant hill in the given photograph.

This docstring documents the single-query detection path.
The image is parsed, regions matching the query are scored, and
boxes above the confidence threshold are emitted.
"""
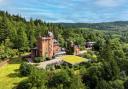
[59,21,128,31]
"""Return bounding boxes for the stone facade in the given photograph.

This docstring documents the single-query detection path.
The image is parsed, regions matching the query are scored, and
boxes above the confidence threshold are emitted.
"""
[31,32,80,58]
[31,32,61,58]
[74,45,80,55]
[85,41,96,49]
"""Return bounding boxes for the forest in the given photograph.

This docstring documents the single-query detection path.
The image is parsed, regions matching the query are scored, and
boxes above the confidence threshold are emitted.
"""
[0,10,128,89]
[60,21,128,31]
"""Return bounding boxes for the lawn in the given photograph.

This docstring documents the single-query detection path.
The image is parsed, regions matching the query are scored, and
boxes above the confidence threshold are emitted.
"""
[62,55,88,65]
[0,64,26,89]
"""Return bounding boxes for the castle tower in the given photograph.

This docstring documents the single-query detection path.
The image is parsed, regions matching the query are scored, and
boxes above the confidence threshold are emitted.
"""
[37,36,44,57]
[37,32,54,58]
[47,31,54,57]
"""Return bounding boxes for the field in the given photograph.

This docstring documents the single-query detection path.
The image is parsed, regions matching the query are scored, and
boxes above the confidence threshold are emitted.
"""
[0,63,26,89]
[62,55,88,65]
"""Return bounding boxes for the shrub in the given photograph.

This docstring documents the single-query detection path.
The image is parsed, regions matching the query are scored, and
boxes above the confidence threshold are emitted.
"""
[48,70,71,88]
[33,57,45,63]
[19,62,32,76]
[28,68,48,88]
[109,80,124,89]
[46,57,51,61]
[17,68,48,89]
[16,80,32,89]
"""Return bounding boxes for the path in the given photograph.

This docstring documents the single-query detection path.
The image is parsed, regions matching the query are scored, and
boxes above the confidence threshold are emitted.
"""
[34,57,62,69]
[79,50,87,54]
[30,52,89,69]
[0,59,9,67]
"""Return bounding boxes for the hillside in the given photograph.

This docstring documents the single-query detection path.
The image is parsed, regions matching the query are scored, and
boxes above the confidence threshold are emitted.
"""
[59,21,128,31]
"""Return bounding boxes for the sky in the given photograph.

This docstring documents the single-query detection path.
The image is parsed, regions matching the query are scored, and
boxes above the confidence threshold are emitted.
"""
[0,0,128,23]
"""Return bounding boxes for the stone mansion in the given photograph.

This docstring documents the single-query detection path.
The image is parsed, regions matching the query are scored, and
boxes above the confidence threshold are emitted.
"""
[31,32,80,58]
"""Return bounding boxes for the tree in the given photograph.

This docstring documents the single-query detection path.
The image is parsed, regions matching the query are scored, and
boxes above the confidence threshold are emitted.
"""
[17,67,48,89]
[4,38,13,47]
[48,70,71,89]
[29,28,36,48]
[120,59,128,76]
[96,80,112,89]
[102,60,120,81]
[28,68,48,89]
[124,79,128,89]
[16,79,31,89]
[0,42,16,60]
[19,62,33,76]
[100,40,120,81]
[16,26,29,51]
[82,64,103,89]
[27,23,36,48]
[0,16,9,43]
[109,80,124,89]
[69,75,85,89]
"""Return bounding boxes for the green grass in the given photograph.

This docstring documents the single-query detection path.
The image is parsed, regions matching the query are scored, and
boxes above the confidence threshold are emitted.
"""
[0,64,27,89]
[62,55,88,65]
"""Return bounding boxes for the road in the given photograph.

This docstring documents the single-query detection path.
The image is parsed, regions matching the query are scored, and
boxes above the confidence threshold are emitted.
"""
[29,49,88,69]
[37,57,62,69]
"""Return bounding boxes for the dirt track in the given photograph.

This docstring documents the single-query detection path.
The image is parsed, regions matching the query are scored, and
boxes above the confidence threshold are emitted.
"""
[37,57,62,69]
[0,59,9,67]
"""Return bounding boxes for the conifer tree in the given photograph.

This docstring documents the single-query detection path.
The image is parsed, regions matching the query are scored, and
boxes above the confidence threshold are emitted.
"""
[16,26,29,51]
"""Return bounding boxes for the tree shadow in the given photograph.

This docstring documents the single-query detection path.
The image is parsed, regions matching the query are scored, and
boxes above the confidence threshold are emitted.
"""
[7,69,26,89]
[7,68,23,78]
[7,72,22,78]
[8,57,23,64]
[14,69,19,72]
[12,85,17,89]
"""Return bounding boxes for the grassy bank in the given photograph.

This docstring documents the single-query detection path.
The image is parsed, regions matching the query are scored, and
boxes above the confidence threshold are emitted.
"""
[0,63,26,89]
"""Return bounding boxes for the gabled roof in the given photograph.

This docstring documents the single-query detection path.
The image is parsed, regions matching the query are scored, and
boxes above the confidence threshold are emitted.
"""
[31,47,38,50]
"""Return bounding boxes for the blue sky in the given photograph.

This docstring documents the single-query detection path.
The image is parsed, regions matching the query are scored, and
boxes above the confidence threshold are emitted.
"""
[0,0,128,23]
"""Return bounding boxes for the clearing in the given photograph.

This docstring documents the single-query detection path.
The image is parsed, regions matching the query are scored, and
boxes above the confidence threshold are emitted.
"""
[62,55,88,65]
[0,62,26,89]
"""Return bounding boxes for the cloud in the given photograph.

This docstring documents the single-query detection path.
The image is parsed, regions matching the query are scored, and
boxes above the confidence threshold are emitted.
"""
[1,0,128,22]
[95,0,124,7]
[0,0,10,5]
[0,0,4,2]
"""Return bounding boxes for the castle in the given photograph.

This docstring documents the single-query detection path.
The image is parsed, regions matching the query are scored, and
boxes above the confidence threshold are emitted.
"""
[31,32,61,58]
[31,32,80,58]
